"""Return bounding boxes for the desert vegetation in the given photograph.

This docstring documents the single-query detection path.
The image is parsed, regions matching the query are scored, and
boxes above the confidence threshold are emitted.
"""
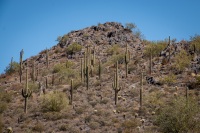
[0,22,200,133]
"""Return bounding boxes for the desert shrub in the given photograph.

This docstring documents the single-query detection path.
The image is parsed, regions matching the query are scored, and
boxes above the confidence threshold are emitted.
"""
[89,121,99,130]
[32,122,44,132]
[155,96,200,133]
[190,34,200,53]
[0,91,12,114]
[106,44,120,55]
[28,82,39,93]
[125,23,136,31]
[144,41,167,58]
[172,50,191,72]
[144,90,165,110]
[59,124,69,131]
[111,54,125,64]
[53,63,65,73]
[4,61,20,75]
[160,73,176,85]
[40,91,68,112]
[66,42,82,55]
[121,119,140,132]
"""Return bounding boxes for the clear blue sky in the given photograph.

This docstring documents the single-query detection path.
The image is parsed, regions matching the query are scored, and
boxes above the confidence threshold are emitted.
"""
[1,0,200,74]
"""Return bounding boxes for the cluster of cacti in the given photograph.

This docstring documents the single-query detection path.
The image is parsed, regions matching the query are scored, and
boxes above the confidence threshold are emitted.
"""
[21,69,32,113]
[125,44,130,78]
[46,48,49,68]
[19,49,24,83]
[69,79,73,105]
[112,61,121,105]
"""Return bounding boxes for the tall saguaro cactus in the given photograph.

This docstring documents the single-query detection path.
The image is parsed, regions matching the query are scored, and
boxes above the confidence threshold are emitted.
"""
[149,47,152,75]
[70,79,73,105]
[112,61,121,105]
[168,36,171,62]
[10,57,13,70]
[140,72,143,107]
[21,69,32,113]
[20,49,24,83]
[125,44,130,78]
[31,60,35,83]
[98,59,101,80]
[81,58,84,82]
[46,48,49,68]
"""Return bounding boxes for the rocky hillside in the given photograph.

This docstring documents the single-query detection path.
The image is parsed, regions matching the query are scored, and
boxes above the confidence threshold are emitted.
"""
[0,22,199,133]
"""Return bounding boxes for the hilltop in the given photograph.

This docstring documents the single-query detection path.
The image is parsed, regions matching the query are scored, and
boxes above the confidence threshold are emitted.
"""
[0,22,200,133]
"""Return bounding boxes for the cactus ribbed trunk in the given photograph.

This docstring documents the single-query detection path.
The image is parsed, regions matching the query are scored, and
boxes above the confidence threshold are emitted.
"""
[22,69,32,114]
[140,72,143,107]
[81,58,84,82]
[19,49,24,83]
[112,61,120,105]
[125,44,130,78]
[46,48,49,68]
[70,79,73,105]
[149,47,152,75]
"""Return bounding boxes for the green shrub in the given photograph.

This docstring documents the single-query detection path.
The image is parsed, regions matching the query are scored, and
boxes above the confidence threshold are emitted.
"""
[0,91,12,114]
[121,119,140,132]
[155,96,200,133]
[190,34,200,53]
[160,73,176,85]
[32,122,44,132]
[40,91,68,112]
[53,64,65,73]
[172,50,191,72]
[144,41,167,58]
[106,44,120,55]
[4,61,20,75]
[66,42,82,55]
[111,54,124,64]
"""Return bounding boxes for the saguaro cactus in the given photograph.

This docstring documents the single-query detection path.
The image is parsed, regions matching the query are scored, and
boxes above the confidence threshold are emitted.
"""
[21,69,32,113]
[112,61,121,105]
[46,48,49,68]
[98,59,101,80]
[10,57,13,70]
[86,66,89,90]
[69,79,73,105]
[125,44,130,78]
[149,47,152,75]
[20,49,24,83]
[46,76,48,89]
[168,36,171,62]
[140,72,143,107]
[31,60,35,83]
[81,58,84,82]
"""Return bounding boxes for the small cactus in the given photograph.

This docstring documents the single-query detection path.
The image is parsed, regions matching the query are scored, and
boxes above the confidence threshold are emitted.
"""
[21,69,32,113]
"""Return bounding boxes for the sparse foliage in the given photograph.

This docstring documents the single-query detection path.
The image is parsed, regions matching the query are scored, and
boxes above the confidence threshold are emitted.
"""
[66,42,82,56]
[40,91,68,112]
[155,96,200,133]
[4,61,20,75]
